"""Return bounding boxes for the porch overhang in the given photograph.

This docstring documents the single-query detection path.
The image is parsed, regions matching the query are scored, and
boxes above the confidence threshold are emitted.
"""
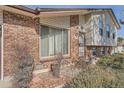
[38,10,92,17]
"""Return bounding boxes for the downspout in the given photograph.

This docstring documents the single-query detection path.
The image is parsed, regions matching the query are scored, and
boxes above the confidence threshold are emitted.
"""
[1,24,4,80]
[1,10,4,80]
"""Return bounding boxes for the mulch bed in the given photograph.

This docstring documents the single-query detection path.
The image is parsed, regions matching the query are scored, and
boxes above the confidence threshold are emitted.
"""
[30,71,71,88]
[30,65,82,88]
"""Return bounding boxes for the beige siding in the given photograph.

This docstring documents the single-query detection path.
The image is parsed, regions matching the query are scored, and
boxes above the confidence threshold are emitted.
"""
[39,12,117,47]
[85,13,94,45]
[40,16,70,29]
[79,15,85,25]
[85,12,118,47]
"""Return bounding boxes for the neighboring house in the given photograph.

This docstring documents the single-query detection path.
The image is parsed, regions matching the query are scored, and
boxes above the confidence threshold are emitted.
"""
[0,5,120,80]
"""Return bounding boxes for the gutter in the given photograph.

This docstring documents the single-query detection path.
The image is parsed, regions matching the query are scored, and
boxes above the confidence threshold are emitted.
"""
[6,5,40,15]
[110,9,121,29]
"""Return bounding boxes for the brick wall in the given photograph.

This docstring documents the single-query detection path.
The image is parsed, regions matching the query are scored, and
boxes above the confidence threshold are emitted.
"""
[36,15,80,70]
[3,11,80,77]
[3,11,40,76]
[70,15,79,61]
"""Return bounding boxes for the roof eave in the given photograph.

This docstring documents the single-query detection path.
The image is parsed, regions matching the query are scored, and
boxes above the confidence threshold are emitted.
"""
[5,6,121,29]
[6,5,39,15]
[109,9,121,29]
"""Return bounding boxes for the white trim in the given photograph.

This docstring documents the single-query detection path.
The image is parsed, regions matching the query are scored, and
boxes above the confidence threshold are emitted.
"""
[39,25,70,60]
[40,10,88,14]
[39,25,42,60]
[40,54,70,61]
[1,24,4,80]
[68,28,71,57]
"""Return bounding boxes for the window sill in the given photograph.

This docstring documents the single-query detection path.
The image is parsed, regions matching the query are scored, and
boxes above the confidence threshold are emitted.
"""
[40,55,70,62]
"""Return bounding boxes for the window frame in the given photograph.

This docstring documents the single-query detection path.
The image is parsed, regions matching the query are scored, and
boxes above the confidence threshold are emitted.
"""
[98,15,103,36]
[39,24,70,60]
[106,24,110,38]
[112,33,115,40]
[106,14,111,38]
[99,28,103,36]
[112,26,116,40]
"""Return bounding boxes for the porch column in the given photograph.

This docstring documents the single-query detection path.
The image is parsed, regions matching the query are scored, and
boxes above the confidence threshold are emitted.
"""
[70,15,79,62]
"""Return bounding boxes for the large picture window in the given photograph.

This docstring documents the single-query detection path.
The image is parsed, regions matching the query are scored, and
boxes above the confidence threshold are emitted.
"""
[40,25,69,57]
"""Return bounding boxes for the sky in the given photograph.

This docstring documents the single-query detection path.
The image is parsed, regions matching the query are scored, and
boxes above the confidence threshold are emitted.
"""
[26,5,124,38]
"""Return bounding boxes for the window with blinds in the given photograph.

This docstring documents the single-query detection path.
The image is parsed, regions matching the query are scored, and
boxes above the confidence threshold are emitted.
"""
[40,25,68,57]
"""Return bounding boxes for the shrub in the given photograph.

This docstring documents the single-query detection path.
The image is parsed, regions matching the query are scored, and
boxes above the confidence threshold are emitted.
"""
[98,55,113,67]
[12,41,34,88]
[98,53,124,69]
[74,57,89,69]
[112,53,124,63]
[65,53,124,88]
[66,65,120,88]
[51,53,63,77]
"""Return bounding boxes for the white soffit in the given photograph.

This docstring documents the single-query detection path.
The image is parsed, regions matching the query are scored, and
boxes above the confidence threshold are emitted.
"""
[39,10,91,17]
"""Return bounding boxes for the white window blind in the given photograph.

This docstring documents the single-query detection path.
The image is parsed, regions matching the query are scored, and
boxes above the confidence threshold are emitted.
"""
[41,25,68,57]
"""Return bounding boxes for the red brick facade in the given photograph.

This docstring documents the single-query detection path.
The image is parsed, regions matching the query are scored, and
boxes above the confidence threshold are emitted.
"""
[70,15,79,62]
[3,11,40,76]
[3,11,80,78]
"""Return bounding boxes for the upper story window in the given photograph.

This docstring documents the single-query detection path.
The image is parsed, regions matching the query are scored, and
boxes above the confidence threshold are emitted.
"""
[98,15,103,29]
[106,24,110,38]
[106,24,110,32]
[112,33,115,39]
[40,25,69,57]
[112,26,116,39]
[105,14,111,38]
[98,15,103,36]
